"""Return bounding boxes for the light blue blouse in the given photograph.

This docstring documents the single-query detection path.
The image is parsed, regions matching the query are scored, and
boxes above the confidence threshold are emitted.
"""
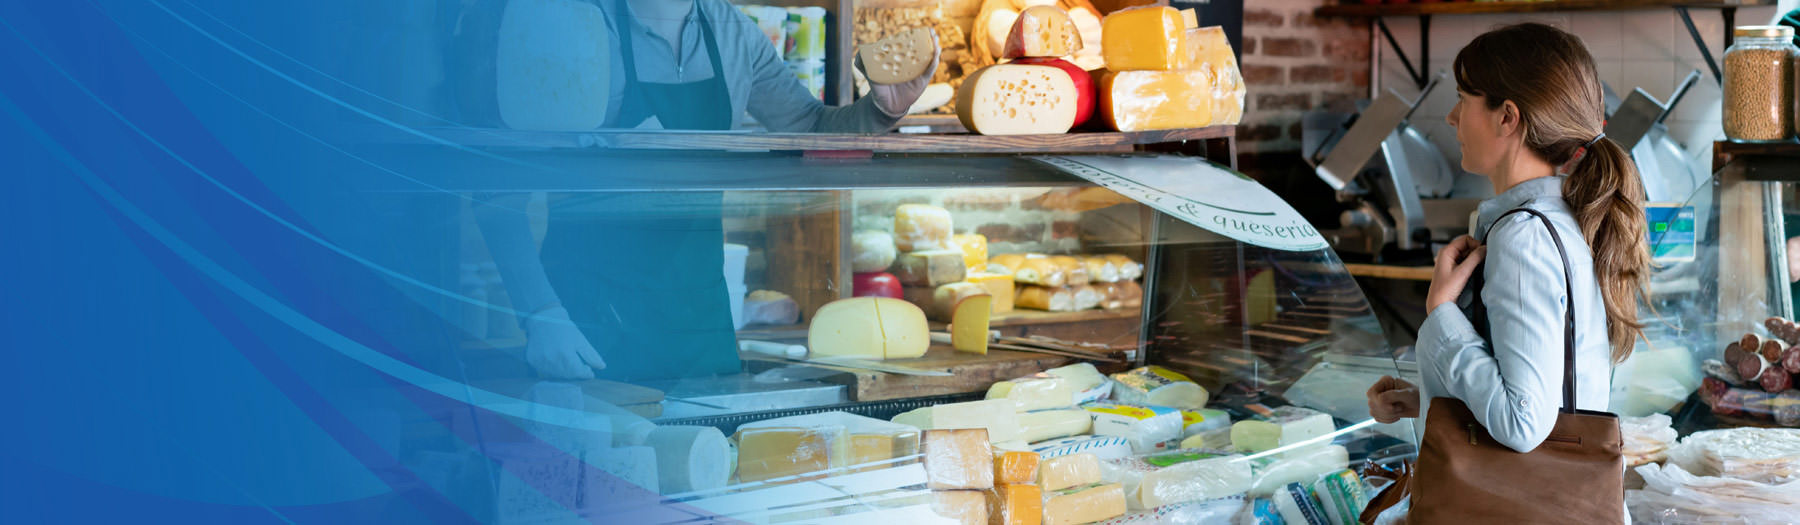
[1414,175,1614,453]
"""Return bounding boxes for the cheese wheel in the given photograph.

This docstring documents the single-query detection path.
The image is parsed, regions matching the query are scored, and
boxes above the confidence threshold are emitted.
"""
[496,0,611,130]
[894,204,953,252]
[1017,285,1075,311]
[1049,255,1089,286]
[808,297,930,359]
[851,230,898,273]
[1002,5,1085,59]
[1100,6,1187,71]
[860,27,937,85]
[956,64,1080,136]
[985,8,1021,59]
[1098,68,1216,132]
[1014,258,1067,288]
[645,426,732,494]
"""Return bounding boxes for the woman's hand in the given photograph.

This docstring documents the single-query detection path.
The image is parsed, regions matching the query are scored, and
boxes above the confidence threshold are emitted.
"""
[1367,375,1420,424]
[1426,235,1486,313]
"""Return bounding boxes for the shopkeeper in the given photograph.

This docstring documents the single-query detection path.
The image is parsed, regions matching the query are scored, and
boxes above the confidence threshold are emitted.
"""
[474,0,939,380]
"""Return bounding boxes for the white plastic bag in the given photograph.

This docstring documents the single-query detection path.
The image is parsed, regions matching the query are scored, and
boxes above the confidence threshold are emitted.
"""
[1626,463,1800,524]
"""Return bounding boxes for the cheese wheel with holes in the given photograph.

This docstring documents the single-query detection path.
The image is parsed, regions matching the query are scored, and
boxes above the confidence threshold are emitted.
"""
[956,64,1079,135]
[1098,68,1216,132]
[860,27,937,85]
[496,0,611,131]
[1101,6,1187,71]
[1003,5,1085,59]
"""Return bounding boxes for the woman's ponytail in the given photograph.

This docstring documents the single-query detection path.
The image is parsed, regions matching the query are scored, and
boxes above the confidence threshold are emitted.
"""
[1562,137,1650,362]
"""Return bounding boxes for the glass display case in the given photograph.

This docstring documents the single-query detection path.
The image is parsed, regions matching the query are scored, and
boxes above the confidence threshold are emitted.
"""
[361,133,1413,523]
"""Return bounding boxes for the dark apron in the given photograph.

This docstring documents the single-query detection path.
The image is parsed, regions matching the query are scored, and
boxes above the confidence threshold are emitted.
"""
[536,1,739,382]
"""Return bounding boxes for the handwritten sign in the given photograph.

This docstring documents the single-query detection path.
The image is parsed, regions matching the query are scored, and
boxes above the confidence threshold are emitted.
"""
[1035,155,1327,252]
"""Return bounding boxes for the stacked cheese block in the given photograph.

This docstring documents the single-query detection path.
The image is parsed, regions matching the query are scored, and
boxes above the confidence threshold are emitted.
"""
[958,5,1095,135]
[989,253,1142,313]
[1094,6,1246,132]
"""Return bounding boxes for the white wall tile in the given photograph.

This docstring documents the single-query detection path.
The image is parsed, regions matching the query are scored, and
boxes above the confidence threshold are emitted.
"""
[1672,9,1727,63]
[1621,11,1678,60]
[1595,60,1626,99]
[1428,17,1478,61]
[1666,68,1722,123]
[1618,60,1678,102]
[1571,13,1625,61]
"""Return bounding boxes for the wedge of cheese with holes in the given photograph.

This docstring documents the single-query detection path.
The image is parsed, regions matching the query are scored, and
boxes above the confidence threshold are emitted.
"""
[956,64,1079,136]
[807,297,929,359]
[1097,68,1216,132]
[1003,5,1084,59]
[496,0,611,130]
[1101,6,1188,71]
[860,27,937,85]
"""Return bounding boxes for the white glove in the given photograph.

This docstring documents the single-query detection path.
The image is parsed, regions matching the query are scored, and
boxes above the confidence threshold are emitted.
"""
[858,34,942,117]
[523,306,607,379]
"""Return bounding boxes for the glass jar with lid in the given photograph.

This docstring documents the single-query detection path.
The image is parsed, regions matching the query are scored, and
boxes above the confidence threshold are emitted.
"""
[1723,25,1797,142]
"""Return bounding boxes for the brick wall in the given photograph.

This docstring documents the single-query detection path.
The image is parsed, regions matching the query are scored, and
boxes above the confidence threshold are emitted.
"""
[1236,0,1371,155]
[853,189,1086,256]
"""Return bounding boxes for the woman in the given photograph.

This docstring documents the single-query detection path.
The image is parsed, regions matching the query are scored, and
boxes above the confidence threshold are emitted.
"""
[469,0,936,380]
[1366,22,1649,459]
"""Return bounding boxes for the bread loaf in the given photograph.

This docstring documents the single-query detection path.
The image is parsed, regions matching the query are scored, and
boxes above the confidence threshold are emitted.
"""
[1015,258,1067,288]
[1104,254,1142,280]
[1017,285,1076,311]
[1050,256,1090,286]
[1084,256,1120,283]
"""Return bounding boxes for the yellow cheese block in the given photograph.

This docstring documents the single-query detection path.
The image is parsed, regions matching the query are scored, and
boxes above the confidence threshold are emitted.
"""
[987,483,1044,525]
[1038,452,1103,492]
[922,428,996,490]
[1181,26,1245,126]
[732,425,848,482]
[1101,6,1187,71]
[994,451,1041,485]
[895,203,953,252]
[1043,483,1127,525]
[956,64,1079,135]
[951,294,995,354]
[931,490,989,525]
[807,297,930,359]
[1097,68,1215,132]
[966,272,1016,314]
[1002,5,1084,59]
[953,233,989,272]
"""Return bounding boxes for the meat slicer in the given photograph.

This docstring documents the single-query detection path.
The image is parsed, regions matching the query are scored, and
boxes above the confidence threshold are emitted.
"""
[1300,75,1458,262]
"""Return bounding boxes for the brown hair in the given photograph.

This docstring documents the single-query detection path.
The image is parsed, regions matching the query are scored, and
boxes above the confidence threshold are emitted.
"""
[1453,23,1649,363]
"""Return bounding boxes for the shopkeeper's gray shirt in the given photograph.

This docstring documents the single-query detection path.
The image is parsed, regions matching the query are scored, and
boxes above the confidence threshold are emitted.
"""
[1414,176,1613,454]
[595,0,902,132]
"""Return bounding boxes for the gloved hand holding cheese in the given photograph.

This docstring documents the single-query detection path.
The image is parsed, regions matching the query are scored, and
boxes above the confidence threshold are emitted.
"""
[857,27,941,117]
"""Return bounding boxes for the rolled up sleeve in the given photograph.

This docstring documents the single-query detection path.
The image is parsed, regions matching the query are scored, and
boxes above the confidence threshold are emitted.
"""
[1416,220,1566,453]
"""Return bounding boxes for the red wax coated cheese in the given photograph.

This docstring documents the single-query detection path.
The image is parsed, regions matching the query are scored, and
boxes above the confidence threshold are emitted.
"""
[1008,57,1094,126]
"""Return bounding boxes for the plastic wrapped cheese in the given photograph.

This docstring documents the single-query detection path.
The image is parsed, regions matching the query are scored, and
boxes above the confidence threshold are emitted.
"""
[1085,402,1184,454]
[1230,406,1336,454]
[1003,5,1084,58]
[988,373,1081,412]
[1044,483,1129,525]
[1084,256,1121,283]
[1097,68,1216,132]
[743,290,799,326]
[1104,449,1251,510]
[988,483,1043,525]
[745,411,922,468]
[1181,26,1244,126]
[923,428,996,490]
[1247,445,1349,497]
[1040,452,1105,491]
[496,0,611,131]
[732,424,847,483]
[1666,427,1800,483]
[956,64,1079,136]
[1049,362,1111,393]
[1099,6,1186,71]
[1179,427,1232,451]
[1025,435,1134,462]
[931,489,990,525]
[895,204,953,252]
[894,399,1023,444]
[1310,469,1366,525]
[851,230,899,273]
[1019,409,1095,443]
[952,234,989,272]
[1180,409,1231,438]
[1272,482,1330,525]
[1110,366,1209,411]
[1105,254,1142,281]
[996,450,1042,485]
[644,426,732,494]
[1018,285,1077,311]
[809,297,930,359]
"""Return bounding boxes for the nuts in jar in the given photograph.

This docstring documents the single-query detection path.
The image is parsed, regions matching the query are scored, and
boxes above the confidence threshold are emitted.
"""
[1722,26,1797,142]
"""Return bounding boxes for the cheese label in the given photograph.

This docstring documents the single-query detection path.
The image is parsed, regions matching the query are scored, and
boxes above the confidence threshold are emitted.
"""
[1029,435,1133,460]
[1140,449,1230,468]
[1083,402,1175,420]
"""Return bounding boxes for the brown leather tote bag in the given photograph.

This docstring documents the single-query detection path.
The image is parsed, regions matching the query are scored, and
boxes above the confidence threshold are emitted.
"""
[1408,208,1624,524]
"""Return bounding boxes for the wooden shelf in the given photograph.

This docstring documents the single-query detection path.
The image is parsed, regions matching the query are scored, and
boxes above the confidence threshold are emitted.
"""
[1316,0,1770,17]
[737,308,1142,341]
[1343,263,1435,281]
[1714,139,1800,181]
[403,126,1238,154]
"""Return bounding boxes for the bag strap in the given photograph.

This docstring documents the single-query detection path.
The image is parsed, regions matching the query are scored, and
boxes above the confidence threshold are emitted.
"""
[1482,207,1578,414]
